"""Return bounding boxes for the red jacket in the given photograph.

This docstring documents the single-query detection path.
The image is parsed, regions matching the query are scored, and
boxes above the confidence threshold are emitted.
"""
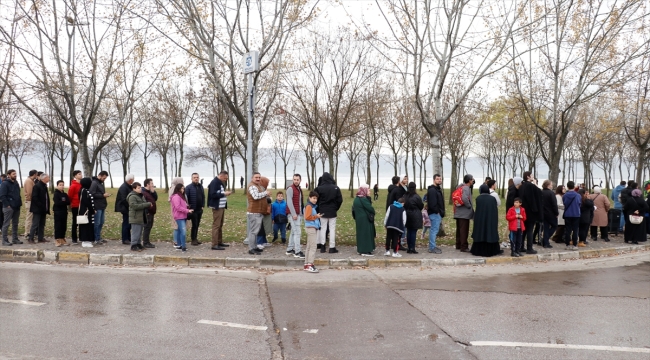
[68,180,82,208]
[506,206,527,232]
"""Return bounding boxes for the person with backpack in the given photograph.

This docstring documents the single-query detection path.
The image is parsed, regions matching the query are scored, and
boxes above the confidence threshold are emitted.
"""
[384,197,407,257]
[453,174,475,252]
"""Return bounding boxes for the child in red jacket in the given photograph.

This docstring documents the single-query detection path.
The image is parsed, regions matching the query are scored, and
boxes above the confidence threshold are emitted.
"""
[506,198,527,257]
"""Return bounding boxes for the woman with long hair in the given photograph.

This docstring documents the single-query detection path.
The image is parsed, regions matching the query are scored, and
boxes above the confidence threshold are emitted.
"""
[78,177,96,248]
[552,185,566,243]
[403,182,423,254]
[170,183,193,252]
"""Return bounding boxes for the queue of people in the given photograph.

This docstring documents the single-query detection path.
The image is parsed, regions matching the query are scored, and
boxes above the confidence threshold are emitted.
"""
[1,168,649,273]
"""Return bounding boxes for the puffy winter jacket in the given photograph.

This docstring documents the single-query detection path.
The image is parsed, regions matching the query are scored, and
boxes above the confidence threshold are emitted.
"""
[314,172,342,218]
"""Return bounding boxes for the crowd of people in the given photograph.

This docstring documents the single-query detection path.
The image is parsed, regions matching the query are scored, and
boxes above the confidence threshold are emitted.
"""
[1,167,649,273]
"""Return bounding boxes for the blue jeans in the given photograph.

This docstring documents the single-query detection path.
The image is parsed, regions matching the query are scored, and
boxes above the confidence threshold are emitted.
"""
[543,218,558,247]
[406,228,418,250]
[273,223,287,240]
[615,205,625,231]
[93,209,105,241]
[428,213,442,250]
[174,219,187,248]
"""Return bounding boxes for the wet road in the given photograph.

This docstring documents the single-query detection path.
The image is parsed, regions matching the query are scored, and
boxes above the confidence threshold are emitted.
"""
[1,252,649,360]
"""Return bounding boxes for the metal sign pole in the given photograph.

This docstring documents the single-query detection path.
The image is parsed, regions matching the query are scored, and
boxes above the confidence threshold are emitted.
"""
[243,51,259,244]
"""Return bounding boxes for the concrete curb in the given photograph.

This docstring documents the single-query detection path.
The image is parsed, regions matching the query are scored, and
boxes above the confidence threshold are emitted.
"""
[1,244,647,269]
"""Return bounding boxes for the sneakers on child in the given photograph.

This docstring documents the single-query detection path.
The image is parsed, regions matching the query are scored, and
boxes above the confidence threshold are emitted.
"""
[285,249,295,256]
[294,251,305,259]
[304,264,319,273]
[391,252,402,258]
[384,250,391,256]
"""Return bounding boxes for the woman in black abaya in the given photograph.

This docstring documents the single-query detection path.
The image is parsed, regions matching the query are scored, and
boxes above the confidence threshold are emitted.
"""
[470,186,502,257]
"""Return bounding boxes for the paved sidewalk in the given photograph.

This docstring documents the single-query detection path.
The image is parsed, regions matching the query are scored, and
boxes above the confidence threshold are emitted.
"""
[0,233,648,268]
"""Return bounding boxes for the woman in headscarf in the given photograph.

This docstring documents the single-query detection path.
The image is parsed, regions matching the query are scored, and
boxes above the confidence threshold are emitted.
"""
[169,177,184,246]
[589,186,611,242]
[78,177,96,247]
[624,189,649,244]
[353,184,376,256]
[403,182,424,254]
[470,185,501,257]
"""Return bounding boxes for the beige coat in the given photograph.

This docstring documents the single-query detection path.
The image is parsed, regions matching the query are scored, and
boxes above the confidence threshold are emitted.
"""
[24,177,34,201]
[589,193,610,227]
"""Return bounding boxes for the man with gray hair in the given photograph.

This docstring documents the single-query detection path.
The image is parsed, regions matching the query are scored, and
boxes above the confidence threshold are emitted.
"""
[116,174,135,245]
[27,174,51,244]
[90,171,110,245]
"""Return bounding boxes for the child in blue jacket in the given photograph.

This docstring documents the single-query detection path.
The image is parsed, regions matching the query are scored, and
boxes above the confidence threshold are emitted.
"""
[271,192,288,243]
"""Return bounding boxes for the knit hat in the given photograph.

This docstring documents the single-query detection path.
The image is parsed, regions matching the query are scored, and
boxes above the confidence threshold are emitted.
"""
[513,177,523,186]
[593,186,602,194]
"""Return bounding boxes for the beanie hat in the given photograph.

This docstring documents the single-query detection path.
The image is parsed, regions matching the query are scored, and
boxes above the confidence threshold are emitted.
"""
[593,186,602,194]
[513,177,523,186]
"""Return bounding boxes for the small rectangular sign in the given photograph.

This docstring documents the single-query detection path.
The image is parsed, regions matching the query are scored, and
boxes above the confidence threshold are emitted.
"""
[243,51,259,74]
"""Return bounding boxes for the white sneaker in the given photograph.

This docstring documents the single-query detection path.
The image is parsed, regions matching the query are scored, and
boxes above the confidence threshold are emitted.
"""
[384,251,391,256]
[263,243,272,247]
[82,241,93,248]
[243,239,249,245]
[361,253,374,257]
[257,244,265,250]
[392,252,402,258]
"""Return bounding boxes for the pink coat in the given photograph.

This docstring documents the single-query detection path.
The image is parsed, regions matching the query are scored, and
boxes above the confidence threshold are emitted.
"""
[171,193,190,220]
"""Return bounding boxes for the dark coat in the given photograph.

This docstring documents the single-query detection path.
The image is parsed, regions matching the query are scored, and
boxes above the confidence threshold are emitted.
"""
[519,181,542,221]
[542,188,559,221]
[387,185,407,211]
[314,172,343,218]
[385,184,397,210]
[404,192,424,229]
[207,177,228,209]
[141,189,158,215]
[185,182,205,210]
[624,196,649,242]
[580,198,595,225]
[471,194,500,244]
[30,181,50,215]
[53,189,70,213]
[0,178,22,209]
[619,186,634,209]
[115,181,131,213]
[426,184,445,217]
[89,177,108,210]
[505,185,518,212]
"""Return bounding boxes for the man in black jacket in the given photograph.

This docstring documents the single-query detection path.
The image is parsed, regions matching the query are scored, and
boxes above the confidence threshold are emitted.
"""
[90,171,110,244]
[541,180,558,249]
[185,173,206,246]
[315,172,343,253]
[115,174,134,245]
[426,174,445,254]
[0,170,23,245]
[385,176,401,210]
[27,174,51,244]
[518,171,541,254]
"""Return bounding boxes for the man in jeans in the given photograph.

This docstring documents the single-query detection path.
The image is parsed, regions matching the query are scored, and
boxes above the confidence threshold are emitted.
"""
[141,178,158,248]
[426,174,445,254]
[207,171,231,250]
[562,181,582,250]
[0,170,23,246]
[246,172,272,255]
[285,174,304,257]
[22,170,38,237]
[90,171,110,245]
[185,173,205,246]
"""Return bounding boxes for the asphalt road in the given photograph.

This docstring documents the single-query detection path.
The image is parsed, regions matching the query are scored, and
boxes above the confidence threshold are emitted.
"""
[1,252,649,360]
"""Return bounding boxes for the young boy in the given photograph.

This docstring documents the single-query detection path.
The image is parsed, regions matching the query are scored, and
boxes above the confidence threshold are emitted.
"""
[384,197,407,257]
[506,197,527,257]
[303,191,322,273]
[421,205,431,239]
[271,191,288,243]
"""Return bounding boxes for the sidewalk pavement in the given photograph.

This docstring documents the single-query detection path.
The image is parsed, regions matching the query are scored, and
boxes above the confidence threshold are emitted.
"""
[1,234,648,268]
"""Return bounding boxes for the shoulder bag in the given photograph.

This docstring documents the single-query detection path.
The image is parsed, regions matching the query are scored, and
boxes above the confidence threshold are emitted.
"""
[629,214,643,225]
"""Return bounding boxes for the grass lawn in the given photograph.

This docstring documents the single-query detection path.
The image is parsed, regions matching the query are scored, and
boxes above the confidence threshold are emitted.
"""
[9,187,513,246]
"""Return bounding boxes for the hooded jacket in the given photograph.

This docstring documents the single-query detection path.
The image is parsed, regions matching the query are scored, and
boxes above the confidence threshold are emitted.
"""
[562,190,582,218]
[127,191,151,224]
[0,178,21,209]
[384,202,406,233]
[611,184,625,209]
[426,184,445,217]
[89,177,108,210]
[314,172,343,218]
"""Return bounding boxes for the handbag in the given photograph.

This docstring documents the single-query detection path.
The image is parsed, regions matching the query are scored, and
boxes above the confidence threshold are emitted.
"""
[629,214,643,225]
[77,210,89,225]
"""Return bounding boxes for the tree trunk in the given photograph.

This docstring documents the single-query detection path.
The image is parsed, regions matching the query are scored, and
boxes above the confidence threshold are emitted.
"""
[349,162,355,198]
[636,151,645,185]
[366,152,372,187]
[162,154,169,192]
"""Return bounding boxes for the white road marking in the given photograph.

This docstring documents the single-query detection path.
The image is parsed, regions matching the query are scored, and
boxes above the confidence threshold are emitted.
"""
[0,298,46,306]
[470,341,650,353]
[197,320,267,331]
[303,329,319,334]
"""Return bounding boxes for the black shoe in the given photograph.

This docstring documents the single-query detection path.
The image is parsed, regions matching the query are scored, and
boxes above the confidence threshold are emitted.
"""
[603,238,610,242]
[137,243,144,249]
[410,249,419,254]
[218,243,230,247]
[122,241,130,245]
[143,242,156,248]
[248,250,261,255]
[281,238,286,244]
[254,248,263,253]
[191,241,201,246]
[328,247,339,254]
[320,247,326,253]
[211,246,225,250]
[272,237,278,243]
[592,237,598,242]
[12,239,23,244]
[516,252,524,257]
[584,240,589,245]
[526,249,538,254]
[2,241,12,246]
[632,241,639,244]
[511,251,520,257]
[460,248,470,252]
[130,245,142,252]
[543,245,553,249]
[317,244,322,249]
